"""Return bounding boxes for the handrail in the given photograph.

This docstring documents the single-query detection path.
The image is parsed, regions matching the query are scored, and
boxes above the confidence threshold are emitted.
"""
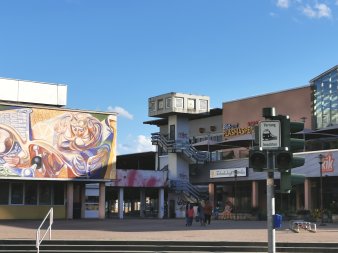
[36,207,53,253]
[152,132,208,163]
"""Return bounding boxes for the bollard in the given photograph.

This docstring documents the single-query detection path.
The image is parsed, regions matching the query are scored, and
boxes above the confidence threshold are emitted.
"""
[273,214,282,229]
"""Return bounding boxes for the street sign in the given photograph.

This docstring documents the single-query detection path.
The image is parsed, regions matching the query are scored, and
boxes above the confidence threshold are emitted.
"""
[259,120,281,149]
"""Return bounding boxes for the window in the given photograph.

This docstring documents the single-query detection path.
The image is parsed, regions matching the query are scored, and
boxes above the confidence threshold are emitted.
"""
[39,183,51,205]
[165,98,172,108]
[0,182,9,204]
[11,183,23,204]
[175,97,184,108]
[149,101,155,111]
[200,99,208,110]
[53,184,65,205]
[187,99,196,110]
[157,99,164,110]
[25,182,37,205]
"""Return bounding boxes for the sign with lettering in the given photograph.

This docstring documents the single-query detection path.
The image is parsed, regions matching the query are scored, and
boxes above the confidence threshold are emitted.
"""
[259,120,280,149]
[210,167,247,179]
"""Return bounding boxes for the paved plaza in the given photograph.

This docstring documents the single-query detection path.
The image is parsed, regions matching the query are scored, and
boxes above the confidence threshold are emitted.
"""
[1,218,338,243]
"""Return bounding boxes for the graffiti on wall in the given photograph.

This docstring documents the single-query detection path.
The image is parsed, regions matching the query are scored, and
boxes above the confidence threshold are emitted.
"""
[0,106,116,180]
[109,169,168,187]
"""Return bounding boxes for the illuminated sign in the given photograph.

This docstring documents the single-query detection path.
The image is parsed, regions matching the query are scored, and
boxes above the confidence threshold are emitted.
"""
[224,127,253,137]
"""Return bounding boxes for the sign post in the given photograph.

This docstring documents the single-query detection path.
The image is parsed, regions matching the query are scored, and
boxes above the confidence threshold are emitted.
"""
[259,110,280,253]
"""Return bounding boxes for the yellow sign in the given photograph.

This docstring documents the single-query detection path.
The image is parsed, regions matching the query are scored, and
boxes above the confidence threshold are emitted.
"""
[223,127,253,137]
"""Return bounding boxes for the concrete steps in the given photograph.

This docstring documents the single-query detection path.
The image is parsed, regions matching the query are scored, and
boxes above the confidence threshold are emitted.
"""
[1,240,338,252]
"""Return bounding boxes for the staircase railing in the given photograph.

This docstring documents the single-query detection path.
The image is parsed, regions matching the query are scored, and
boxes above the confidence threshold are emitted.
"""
[170,180,208,202]
[151,132,208,163]
[36,207,53,253]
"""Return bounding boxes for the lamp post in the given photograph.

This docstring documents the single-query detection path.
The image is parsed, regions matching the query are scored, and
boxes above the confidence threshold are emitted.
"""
[319,154,326,226]
[234,169,238,221]
[300,117,307,152]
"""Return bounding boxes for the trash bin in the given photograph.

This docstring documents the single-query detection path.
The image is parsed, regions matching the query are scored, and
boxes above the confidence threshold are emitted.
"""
[273,214,282,229]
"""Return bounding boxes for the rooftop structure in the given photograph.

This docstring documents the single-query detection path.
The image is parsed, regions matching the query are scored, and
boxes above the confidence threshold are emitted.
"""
[0,77,67,107]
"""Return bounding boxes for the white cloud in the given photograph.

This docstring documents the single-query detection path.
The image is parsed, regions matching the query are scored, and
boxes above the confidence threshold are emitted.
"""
[277,0,290,8]
[107,106,133,120]
[303,5,317,18]
[316,3,332,18]
[302,3,332,19]
[117,134,155,155]
[135,135,155,153]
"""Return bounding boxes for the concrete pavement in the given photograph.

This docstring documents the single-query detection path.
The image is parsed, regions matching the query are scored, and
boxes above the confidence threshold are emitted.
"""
[1,218,338,243]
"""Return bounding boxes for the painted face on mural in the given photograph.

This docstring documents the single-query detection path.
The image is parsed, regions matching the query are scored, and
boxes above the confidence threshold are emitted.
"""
[56,112,102,151]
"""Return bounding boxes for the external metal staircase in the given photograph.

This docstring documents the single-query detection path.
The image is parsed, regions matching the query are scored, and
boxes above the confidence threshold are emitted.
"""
[169,180,208,203]
[151,132,208,164]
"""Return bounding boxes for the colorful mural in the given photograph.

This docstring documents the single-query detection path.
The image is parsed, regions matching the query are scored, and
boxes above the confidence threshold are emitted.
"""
[0,106,116,180]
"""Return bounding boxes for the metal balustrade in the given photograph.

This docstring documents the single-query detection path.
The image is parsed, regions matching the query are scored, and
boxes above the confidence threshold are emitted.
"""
[36,207,53,253]
[151,132,208,163]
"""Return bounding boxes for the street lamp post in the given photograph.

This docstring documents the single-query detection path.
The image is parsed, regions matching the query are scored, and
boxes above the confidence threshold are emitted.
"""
[319,154,326,226]
[234,169,238,221]
[300,117,307,152]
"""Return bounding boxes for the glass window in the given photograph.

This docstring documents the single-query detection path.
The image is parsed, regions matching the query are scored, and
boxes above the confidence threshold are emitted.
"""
[53,184,65,205]
[157,99,164,110]
[165,98,172,108]
[200,99,208,110]
[39,183,51,205]
[175,97,184,108]
[149,101,155,111]
[11,183,23,205]
[187,99,196,109]
[0,182,9,205]
[25,182,37,205]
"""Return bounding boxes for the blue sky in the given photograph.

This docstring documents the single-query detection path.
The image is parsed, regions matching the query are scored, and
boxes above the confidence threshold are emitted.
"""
[1,0,338,154]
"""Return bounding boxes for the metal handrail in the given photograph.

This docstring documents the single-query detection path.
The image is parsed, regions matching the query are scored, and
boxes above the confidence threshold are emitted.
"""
[36,207,53,253]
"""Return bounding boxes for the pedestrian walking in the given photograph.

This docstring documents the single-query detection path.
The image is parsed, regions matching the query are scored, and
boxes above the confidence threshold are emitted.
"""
[204,200,213,225]
[186,203,194,226]
[197,202,205,226]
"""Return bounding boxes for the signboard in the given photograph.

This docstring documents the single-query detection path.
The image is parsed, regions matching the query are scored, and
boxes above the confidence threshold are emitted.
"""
[259,120,280,149]
[210,167,247,179]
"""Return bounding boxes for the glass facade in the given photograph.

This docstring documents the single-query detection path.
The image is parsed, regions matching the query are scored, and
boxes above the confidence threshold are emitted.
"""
[313,66,338,129]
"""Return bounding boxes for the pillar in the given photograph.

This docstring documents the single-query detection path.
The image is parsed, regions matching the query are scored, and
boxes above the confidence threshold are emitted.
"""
[66,182,74,219]
[81,184,86,218]
[118,188,124,219]
[140,188,146,218]
[252,181,259,207]
[208,183,215,208]
[158,188,165,219]
[98,182,106,219]
[304,178,312,210]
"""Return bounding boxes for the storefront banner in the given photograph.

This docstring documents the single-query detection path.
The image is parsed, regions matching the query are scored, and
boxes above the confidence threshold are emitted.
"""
[210,167,247,179]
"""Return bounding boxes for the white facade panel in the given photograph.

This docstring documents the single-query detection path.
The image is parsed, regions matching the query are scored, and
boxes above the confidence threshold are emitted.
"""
[0,78,19,101]
[18,80,58,105]
[0,77,67,106]
[57,85,67,106]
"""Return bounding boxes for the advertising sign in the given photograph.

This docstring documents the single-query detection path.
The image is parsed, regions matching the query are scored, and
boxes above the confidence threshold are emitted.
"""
[210,167,247,179]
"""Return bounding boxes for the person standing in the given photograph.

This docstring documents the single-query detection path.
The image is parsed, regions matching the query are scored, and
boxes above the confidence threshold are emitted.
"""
[185,202,190,226]
[204,200,213,225]
[186,203,194,226]
[197,202,205,226]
